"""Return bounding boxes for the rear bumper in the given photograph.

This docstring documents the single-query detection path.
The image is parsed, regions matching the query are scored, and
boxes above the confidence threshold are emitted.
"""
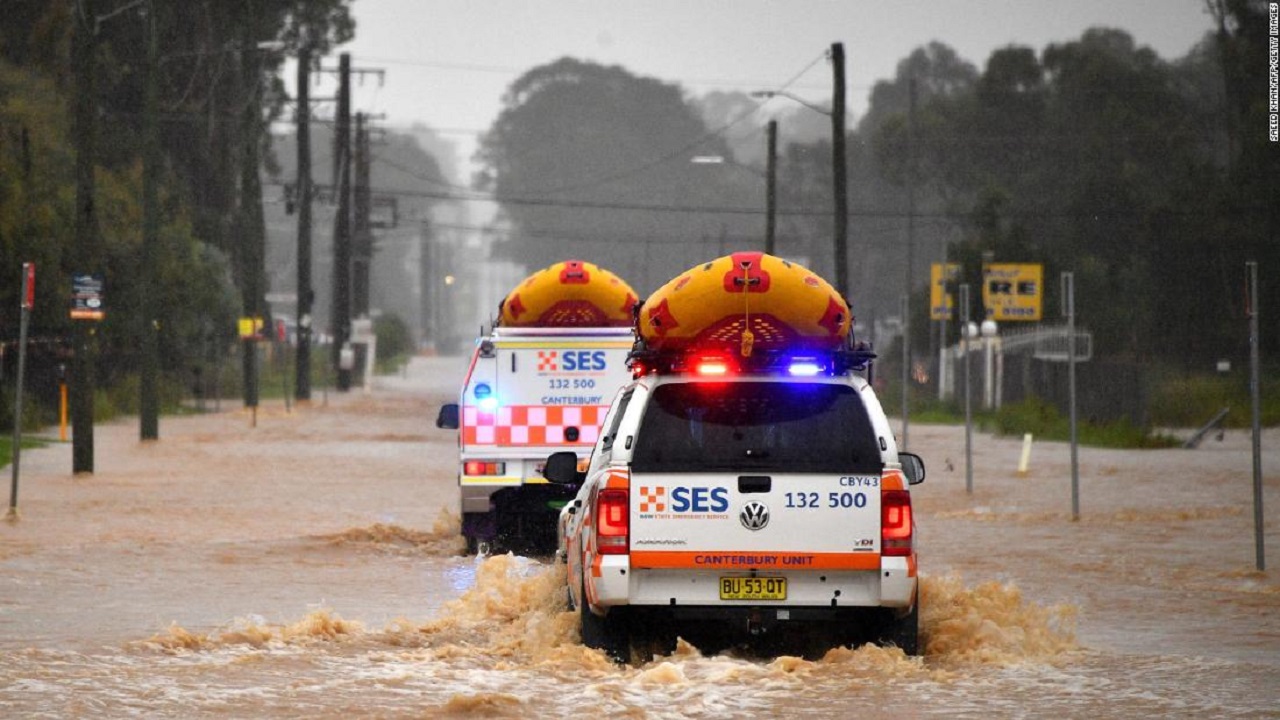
[590,554,916,610]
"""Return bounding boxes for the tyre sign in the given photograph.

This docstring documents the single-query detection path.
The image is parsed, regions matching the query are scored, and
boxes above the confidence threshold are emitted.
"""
[70,273,105,321]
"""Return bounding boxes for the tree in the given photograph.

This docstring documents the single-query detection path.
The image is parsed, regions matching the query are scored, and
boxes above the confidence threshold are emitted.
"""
[476,58,759,292]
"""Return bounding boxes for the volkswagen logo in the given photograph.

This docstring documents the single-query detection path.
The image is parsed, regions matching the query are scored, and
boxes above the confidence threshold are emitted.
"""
[739,502,770,531]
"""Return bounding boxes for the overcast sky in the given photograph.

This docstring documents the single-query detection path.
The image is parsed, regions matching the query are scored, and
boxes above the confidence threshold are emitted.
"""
[308,0,1216,175]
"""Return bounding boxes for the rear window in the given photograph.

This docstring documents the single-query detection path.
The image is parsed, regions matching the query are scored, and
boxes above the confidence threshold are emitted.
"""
[631,381,883,474]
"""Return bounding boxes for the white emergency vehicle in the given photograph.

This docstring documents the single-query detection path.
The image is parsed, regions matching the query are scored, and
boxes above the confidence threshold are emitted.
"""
[437,325,635,555]
[544,253,924,661]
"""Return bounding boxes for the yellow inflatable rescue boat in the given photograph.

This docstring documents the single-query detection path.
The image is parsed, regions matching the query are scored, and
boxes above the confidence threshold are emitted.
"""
[499,260,638,327]
[637,252,850,355]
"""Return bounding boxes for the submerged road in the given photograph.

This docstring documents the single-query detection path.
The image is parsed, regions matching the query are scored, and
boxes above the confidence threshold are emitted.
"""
[1,355,1277,718]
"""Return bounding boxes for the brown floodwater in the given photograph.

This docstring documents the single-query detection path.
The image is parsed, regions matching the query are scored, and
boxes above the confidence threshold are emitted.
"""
[1,356,1277,718]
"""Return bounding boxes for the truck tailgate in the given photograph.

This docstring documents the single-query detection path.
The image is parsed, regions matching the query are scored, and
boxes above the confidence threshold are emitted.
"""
[628,472,883,571]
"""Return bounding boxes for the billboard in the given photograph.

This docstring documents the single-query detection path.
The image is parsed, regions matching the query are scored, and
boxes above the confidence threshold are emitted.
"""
[930,263,960,320]
[982,263,1043,321]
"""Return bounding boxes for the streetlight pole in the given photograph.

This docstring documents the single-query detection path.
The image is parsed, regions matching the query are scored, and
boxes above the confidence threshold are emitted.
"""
[831,42,849,299]
[750,42,848,296]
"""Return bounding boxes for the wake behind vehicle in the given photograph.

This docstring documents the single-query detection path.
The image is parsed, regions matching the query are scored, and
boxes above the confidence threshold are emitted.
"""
[437,260,638,555]
[544,252,925,662]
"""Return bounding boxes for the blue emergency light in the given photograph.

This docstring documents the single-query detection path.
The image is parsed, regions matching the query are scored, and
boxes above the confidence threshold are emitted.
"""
[474,382,499,410]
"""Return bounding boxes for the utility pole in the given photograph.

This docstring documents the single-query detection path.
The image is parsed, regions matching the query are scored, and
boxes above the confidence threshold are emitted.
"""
[72,0,99,474]
[830,41,849,299]
[239,7,266,413]
[352,111,372,387]
[353,112,371,320]
[295,43,313,402]
[326,55,384,391]
[332,52,353,391]
[419,220,433,347]
[140,0,159,440]
[765,119,777,255]
[901,75,917,449]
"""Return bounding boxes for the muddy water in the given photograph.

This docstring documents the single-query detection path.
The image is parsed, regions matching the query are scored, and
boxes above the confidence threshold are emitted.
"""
[2,357,1277,718]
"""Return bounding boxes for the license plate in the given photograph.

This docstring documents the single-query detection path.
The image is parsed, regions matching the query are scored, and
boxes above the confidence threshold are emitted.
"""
[719,576,787,601]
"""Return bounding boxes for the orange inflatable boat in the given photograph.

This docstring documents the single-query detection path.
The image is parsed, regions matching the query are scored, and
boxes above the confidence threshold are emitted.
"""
[637,252,850,355]
[499,260,638,328]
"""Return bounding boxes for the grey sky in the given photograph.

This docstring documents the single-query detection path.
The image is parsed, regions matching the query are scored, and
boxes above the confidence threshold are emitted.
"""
[316,0,1215,170]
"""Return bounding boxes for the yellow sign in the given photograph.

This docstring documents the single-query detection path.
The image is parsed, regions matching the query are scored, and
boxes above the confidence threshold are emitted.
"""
[930,263,960,320]
[982,263,1043,321]
[238,317,265,339]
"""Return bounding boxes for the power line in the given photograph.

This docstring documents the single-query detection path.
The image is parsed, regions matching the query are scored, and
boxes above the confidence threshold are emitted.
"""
[470,51,832,198]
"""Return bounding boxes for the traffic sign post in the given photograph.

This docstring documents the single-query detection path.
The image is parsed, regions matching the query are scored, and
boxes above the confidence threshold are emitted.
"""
[1063,271,1080,521]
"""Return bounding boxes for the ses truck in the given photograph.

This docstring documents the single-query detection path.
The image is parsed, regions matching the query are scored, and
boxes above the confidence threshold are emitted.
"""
[543,252,925,662]
[436,260,638,555]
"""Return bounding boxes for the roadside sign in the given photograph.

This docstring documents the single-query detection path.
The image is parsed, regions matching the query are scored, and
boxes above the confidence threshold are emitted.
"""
[22,263,34,309]
[930,263,960,320]
[983,263,1042,321]
[238,317,265,339]
[351,317,375,344]
[70,273,105,320]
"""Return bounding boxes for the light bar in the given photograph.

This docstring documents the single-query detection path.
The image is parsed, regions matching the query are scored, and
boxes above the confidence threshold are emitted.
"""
[787,360,823,376]
[695,359,730,376]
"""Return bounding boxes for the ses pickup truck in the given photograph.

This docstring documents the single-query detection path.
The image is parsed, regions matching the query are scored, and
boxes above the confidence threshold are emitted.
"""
[436,260,638,555]
[543,252,925,662]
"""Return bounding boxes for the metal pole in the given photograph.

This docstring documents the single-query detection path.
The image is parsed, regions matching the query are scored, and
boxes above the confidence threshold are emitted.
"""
[960,283,973,494]
[900,293,910,450]
[8,264,33,520]
[1247,261,1265,570]
[765,119,777,255]
[830,42,849,298]
[1064,271,1080,521]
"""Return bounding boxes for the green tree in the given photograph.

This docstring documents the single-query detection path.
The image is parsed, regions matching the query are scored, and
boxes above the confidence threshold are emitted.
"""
[476,58,759,292]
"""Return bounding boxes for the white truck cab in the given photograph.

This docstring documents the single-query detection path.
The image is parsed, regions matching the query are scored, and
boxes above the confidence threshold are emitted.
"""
[545,346,925,662]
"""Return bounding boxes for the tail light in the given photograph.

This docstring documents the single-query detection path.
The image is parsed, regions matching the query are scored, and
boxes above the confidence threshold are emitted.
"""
[595,488,629,554]
[881,489,913,556]
[463,460,506,476]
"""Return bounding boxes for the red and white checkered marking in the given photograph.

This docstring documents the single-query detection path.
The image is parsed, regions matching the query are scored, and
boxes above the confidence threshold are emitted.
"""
[537,351,558,371]
[463,405,604,446]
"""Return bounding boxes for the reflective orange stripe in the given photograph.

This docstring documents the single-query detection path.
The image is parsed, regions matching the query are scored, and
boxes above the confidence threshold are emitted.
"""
[630,550,881,570]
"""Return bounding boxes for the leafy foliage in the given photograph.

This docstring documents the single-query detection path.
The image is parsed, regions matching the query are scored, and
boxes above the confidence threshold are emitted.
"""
[476,58,761,292]
[0,1,355,430]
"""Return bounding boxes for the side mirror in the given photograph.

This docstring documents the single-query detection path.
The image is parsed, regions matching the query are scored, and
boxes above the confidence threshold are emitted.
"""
[435,403,459,429]
[543,451,585,485]
[899,452,926,485]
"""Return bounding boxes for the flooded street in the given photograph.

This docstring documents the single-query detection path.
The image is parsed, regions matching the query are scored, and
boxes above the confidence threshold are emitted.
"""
[2,356,1277,718]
